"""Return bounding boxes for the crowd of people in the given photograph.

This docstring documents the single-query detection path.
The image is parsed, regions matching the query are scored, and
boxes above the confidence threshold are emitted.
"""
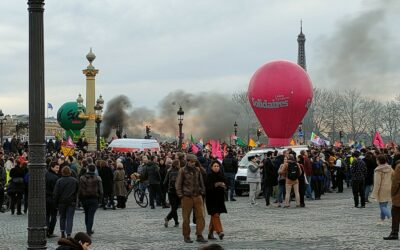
[1,137,400,248]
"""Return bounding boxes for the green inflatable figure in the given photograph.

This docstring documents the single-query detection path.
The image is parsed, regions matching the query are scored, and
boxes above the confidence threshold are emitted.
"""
[57,102,86,141]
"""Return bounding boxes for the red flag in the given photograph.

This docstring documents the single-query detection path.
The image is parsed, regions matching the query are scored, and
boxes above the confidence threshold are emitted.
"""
[191,143,199,154]
[210,140,222,160]
[373,131,385,149]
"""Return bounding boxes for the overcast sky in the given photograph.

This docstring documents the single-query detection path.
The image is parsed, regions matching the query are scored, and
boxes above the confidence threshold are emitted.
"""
[1,0,399,116]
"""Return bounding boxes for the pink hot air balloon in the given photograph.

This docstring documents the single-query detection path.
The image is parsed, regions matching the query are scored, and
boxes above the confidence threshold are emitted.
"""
[248,60,313,146]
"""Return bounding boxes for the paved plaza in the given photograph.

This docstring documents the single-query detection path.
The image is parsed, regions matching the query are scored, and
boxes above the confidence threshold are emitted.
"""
[1,188,400,249]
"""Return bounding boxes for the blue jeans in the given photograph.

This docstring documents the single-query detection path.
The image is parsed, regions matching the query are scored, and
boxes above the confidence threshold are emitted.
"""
[278,183,285,203]
[379,202,391,220]
[224,172,236,200]
[59,204,75,235]
[365,185,373,201]
[305,176,313,199]
[82,198,98,234]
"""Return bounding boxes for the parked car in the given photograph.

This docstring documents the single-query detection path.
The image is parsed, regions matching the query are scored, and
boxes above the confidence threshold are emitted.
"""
[234,145,308,196]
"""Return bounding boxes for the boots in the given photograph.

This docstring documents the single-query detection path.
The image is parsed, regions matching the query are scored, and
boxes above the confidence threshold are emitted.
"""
[196,235,208,243]
[208,232,216,240]
[383,232,398,240]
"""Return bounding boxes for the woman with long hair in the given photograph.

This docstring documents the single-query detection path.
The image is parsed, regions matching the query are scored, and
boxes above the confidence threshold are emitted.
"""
[205,160,227,240]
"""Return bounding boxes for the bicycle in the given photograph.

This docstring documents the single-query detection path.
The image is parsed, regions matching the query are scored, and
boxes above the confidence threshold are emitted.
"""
[126,174,148,208]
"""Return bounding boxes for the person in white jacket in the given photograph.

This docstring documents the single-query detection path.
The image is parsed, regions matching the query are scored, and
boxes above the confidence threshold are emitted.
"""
[371,154,394,225]
[247,155,261,206]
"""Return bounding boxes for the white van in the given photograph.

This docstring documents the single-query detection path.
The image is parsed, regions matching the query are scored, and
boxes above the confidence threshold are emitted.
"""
[234,145,309,196]
[108,139,160,152]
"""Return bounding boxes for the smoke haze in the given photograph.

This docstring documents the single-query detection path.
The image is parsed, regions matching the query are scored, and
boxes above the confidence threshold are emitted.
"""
[315,0,400,100]
[102,90,239,141]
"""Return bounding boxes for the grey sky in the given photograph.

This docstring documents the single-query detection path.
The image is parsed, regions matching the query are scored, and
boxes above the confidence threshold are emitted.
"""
[1,0,398,116]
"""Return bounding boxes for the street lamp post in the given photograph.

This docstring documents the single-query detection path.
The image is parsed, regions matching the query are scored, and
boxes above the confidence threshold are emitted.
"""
[177,106,184,150]
[94,95,104,151]
[27,0,47,249]
[0,110,5,146]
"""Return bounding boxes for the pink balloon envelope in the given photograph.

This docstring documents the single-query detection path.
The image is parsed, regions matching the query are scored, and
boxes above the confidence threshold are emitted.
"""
[248,60,313,146]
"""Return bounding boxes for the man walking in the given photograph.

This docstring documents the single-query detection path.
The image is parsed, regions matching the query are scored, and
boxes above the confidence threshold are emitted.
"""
[176,154,207,244]
[79,162,103,236]
[222,150,238,201]
[351,151,367,208]
[45,161,60,237]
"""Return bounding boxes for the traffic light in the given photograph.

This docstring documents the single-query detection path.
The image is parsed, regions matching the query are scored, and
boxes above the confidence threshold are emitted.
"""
[257,128,262,139]
[145,125,152,139]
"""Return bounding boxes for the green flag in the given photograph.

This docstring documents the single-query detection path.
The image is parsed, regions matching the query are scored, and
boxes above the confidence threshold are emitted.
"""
[190,134,195,143]
[236,137,246,147]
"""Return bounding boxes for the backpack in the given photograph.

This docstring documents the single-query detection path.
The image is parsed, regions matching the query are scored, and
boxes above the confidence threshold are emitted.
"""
[80,175,99,197]
[287,162,300,180]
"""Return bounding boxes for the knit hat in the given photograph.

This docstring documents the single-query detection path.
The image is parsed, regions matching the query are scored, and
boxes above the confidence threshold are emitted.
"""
[186,154,197,162]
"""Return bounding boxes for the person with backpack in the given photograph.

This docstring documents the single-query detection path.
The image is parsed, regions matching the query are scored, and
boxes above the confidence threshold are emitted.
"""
[79,162,103,236]
[53,166,79,238]
[280,154,302,208]
[163,159,180,227]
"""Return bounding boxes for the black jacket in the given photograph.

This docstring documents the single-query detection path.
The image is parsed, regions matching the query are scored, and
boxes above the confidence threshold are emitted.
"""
[263,157,278,186]
[53,176,79,206]
[45,169,59,199]
[141,162,161,185]
[222,155,238,173]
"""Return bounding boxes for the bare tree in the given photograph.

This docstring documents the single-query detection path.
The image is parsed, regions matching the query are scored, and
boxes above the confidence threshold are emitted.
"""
[381,101,399,142]
[232,90,259,143]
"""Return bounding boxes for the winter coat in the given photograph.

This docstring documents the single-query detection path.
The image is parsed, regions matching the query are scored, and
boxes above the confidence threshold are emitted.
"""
[163,166,179,194]
[371,164,393,202]
[351,158,367,181]
[392,163,400,207]
[79,172,103,199]
[364,157,377,185]
[45,169,59,201]
[205,171,227,215]
[247,161,261,183]
[175,164,205,198]
[56,237,84,250]
[141,162,161,185]
[98,166,114,195]
[263,157,278,186]
[53,176,79,206]
[7,166,25,194]
[113,168,127,196]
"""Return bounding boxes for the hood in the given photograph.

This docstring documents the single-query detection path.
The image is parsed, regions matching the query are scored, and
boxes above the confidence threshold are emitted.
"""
[375,164,392,173]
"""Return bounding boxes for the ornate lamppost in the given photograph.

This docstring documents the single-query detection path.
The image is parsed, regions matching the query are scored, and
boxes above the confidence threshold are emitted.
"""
[94,95,104,151]
[177,106,184,149]
[0,110,6,146]
[234,121,238,136]
[27,0,47,248]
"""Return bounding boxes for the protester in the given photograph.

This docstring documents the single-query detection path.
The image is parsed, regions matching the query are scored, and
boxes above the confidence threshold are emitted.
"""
[262,151,277,207]
[247,155,261,206]
[371,154,393,225]
[383,159,400,240]
[280,154,301,208]
[175,154,207,243]
[222,150,238,201]
[79,163,103,236]
[141,155,163,209]
[205,160,227,240]
[351,151,367,208]
[56,232,92,250]
[54,166,79,238]
[7,159,25,215]
[46,161,60,237]
[163,159,180,227]
[113,162,127,209]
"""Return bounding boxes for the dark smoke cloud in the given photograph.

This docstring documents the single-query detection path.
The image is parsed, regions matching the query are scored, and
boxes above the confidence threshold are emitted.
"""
[101,95,132,138]
[102,90,239,141]
[315,0,400,99]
